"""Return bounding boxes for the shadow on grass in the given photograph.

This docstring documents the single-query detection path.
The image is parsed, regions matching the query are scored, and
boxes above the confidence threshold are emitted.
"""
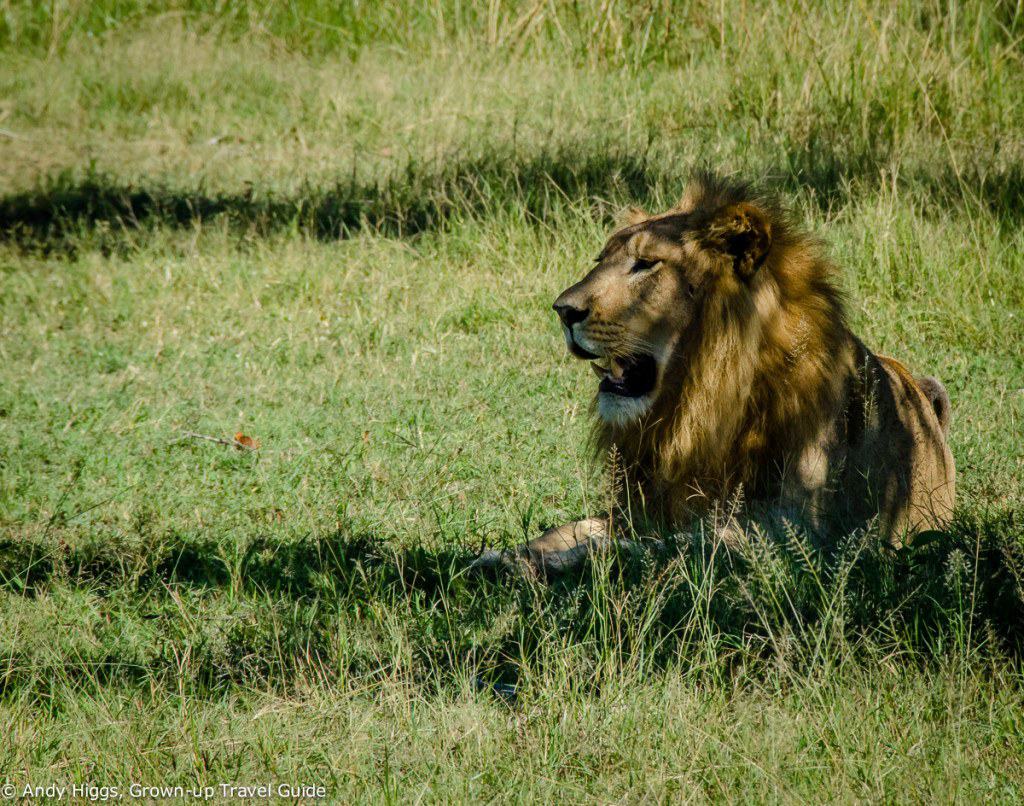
[0,149,662,257]
[3,144,1023,257]
[0,508,1021,698]
[784,130,1024,222]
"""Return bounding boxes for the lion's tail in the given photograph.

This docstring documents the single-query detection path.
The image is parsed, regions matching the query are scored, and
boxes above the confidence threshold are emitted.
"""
[916,376,952,439]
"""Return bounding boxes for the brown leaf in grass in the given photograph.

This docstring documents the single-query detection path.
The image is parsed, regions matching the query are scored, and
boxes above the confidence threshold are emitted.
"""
[234,432,260,450]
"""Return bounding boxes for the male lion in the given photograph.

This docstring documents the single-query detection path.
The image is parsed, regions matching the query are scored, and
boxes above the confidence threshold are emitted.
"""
[478,173,955,574]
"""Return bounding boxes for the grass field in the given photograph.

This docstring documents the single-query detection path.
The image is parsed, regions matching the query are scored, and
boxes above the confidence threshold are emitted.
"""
[1,1,1023,801]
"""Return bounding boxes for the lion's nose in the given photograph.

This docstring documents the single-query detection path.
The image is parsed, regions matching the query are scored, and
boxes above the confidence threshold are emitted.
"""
[553,301,589,327]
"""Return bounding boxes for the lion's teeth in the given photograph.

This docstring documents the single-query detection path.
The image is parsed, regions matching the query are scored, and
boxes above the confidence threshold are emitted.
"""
[593,357,611,370]
[609,358,625,380]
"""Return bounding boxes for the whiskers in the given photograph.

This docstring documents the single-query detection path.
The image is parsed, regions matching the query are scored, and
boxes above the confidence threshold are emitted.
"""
[581,322,661,359]
[614,332,661,357]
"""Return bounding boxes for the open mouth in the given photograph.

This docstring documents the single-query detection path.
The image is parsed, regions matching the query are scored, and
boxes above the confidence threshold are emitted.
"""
[590,353,658,398]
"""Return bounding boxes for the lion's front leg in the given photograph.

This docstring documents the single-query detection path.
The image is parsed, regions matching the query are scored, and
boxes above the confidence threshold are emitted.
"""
[523,517,613,573]
[473,517,620,576]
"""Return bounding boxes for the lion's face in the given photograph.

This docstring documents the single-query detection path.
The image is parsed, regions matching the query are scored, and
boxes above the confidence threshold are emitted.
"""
[553,203,771,425]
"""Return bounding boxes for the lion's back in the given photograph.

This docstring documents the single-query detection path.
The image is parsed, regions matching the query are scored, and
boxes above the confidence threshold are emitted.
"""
[840,349,956,543]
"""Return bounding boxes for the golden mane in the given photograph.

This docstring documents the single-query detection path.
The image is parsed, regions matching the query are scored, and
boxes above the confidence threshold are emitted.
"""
[594,174,850,524]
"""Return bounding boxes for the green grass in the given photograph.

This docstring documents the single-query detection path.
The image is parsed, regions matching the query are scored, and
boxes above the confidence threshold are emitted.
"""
[1,1,1023,801]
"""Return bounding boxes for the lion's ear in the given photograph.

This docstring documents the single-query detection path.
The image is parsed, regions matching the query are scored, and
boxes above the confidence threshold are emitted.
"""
[618,206,649,227]
[703,202,772,279]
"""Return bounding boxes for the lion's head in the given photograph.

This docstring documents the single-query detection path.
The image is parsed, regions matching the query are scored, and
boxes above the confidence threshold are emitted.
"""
[546,173,953,541]
[553,175,774,426]
[552,174,852,517]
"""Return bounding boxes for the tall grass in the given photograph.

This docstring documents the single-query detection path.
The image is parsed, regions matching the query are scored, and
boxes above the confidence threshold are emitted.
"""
[7,0,1024,71]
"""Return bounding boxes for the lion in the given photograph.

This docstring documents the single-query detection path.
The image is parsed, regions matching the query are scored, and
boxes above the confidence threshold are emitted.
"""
[475,173,955,575]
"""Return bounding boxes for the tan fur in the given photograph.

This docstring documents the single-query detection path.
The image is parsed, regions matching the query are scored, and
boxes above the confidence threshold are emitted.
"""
[477,173,955,574]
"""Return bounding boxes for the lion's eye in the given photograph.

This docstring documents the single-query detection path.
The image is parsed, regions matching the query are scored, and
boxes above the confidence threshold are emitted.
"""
[630,258,657,274]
